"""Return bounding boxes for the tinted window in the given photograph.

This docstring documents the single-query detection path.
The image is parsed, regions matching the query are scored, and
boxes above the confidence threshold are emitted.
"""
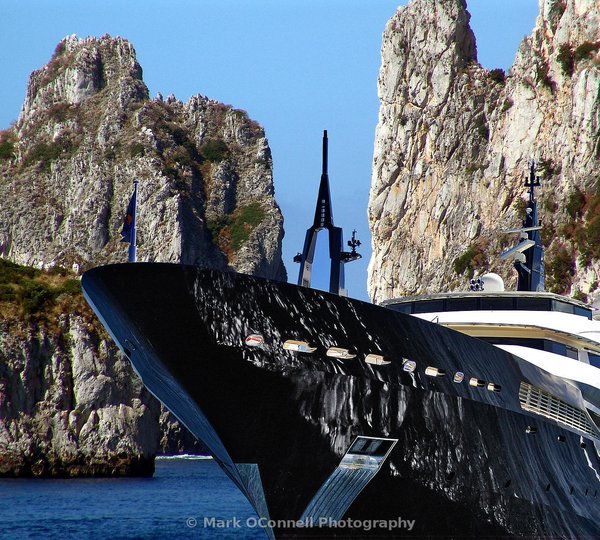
[446,298,478,311]
[552,300,573,314]
[484,337,546,351]
[516,298,551,311]
[388,303,412,314]
[483,337,573,358]
[480,297,514,310]
[566,346,579,360]
[413,300,445,313]
[574,306,593,320]
[589,353,600,369]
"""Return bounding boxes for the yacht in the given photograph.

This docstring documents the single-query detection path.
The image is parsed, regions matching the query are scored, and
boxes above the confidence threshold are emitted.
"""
[82,135,600,538]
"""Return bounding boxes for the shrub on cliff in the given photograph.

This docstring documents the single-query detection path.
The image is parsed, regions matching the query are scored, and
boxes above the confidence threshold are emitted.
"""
[207,202,266,258]
[453,241,488,279]
[488,68,506,84]
[200,138,228,163]
[574,41,600,61]
[557,45,575,76]
[0,258,83,319]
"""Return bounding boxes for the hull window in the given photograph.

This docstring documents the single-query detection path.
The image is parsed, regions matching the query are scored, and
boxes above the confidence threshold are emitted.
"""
[365,354,390,366]
[453,372,465,383]
[283,340,316,353]
[402,359,416,372]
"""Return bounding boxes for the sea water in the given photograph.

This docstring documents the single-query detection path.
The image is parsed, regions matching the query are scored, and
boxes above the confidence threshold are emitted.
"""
[0,456,266,539]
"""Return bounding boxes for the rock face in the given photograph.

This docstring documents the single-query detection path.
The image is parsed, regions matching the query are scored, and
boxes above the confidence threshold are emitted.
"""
[0,291,159,476]
[0,35,286,475]
[368,0,600,304]
[0,35,285,280]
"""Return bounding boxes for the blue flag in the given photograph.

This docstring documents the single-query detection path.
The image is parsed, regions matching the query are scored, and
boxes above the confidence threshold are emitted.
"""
[120,182,138,263]
[120,192,136,243]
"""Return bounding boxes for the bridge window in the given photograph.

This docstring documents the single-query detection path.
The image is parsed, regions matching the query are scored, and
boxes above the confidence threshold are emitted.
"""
[483,337,581,361]
[387,296,592,319]
[588,352,600,369]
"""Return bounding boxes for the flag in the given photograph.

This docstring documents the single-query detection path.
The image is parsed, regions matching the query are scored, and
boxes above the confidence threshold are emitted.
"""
[120,181,138,263]
[120,192,136,243]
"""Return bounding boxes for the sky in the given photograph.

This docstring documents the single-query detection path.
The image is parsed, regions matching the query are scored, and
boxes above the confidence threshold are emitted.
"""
[0,0,539,301]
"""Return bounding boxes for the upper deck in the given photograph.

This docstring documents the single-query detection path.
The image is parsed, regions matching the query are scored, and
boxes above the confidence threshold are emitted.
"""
[381,291,594,320]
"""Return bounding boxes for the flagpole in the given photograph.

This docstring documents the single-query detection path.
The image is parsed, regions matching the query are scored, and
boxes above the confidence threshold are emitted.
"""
[129,181,138,263]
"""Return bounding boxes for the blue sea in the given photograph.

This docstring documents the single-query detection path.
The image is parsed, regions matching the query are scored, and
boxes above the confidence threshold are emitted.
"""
[0,456,266,539]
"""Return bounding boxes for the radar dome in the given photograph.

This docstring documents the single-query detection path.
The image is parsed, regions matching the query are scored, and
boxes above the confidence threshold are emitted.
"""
[481,273,505,292]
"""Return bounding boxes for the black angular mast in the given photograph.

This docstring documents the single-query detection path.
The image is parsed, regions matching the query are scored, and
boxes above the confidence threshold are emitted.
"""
[294,130,360,296]
[517,163,545,291]
[500,163,545,292]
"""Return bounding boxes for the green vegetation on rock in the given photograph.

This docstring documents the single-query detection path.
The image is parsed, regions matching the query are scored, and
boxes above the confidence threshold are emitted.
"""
[557,44,575,76]
[574,41,600,61]
[0,130,15,161]
[545,243,575,294]
[207,202,266,257]
[452,241,487,278]
[200,138,228,163]
[0,258,82,318]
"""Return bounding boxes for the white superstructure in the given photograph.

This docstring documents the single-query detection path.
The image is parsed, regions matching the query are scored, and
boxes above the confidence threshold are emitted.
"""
[382,282,600,419]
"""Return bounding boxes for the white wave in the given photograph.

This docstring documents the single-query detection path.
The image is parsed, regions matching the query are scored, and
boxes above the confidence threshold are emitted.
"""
[156,454,213,460]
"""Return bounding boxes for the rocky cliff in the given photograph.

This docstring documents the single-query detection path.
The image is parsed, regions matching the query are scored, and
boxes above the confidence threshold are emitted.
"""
[0,262,159,476]
[368,0,600,304]
[0,35,286,475]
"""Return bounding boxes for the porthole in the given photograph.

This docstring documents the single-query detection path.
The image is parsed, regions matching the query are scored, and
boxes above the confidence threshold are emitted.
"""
[402,360,416,373]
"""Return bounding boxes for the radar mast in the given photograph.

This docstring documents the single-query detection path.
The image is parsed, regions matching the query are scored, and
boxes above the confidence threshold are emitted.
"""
[500,163,545,292]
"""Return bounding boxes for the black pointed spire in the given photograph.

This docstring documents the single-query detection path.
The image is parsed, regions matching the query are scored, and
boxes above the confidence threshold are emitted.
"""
[295,130,360,296]
[312,130,334,229]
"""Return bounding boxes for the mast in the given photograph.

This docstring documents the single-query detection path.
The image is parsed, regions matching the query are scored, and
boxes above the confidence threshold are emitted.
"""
[294,131,360,296]
[501,164,544,292]
[517,163,544,291]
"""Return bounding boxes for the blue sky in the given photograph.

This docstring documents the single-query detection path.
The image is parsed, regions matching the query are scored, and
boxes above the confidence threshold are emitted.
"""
[0,0,539,300]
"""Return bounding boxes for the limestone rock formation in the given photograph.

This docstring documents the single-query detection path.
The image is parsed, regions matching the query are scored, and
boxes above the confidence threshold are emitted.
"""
[0,35,286,475]
[368,0,600,304]
[0,35,285,280]
[0,273,159,476]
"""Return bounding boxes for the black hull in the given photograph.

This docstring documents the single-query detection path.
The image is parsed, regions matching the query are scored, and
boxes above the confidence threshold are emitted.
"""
[82,264,600,538]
